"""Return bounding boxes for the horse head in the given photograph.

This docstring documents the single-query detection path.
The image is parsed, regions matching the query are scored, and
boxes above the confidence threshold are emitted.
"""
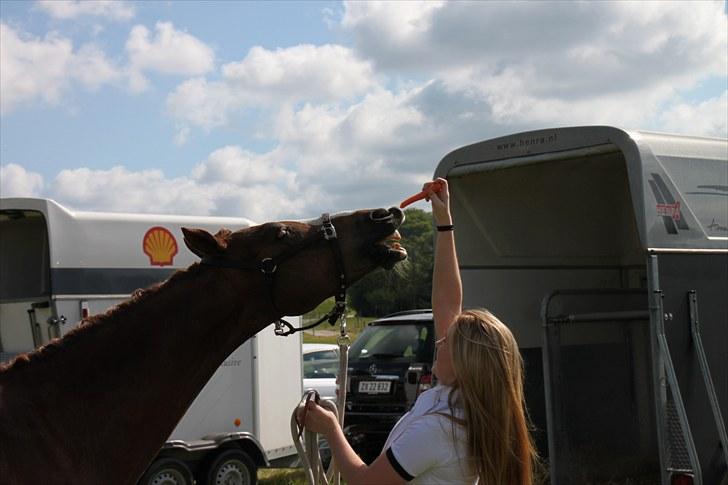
[181,207,406,317]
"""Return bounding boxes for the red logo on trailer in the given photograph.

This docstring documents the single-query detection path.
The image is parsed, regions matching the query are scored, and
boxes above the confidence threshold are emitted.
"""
[142,227,178,266]
[656,201,681,221]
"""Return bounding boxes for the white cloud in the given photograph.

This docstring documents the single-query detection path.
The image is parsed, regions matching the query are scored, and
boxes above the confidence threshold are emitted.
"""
[71,43,120,89]
[339,1,727,131]
[192,146,296,188]
[45,148,311,221]
[3,2,726,223]
[0,23,120,113]
[166,77,234,130]
[0,24,72,112]
[0,164,44,197]
[126,22,214,92]
[167,2,725,146]
[167,44,376,132]
[342,0,444,65]
[343,1,726,79]
[274,88,427,170]
[52,166,218,216]
[35,0,135,21]
[222,44,376,102]
[658,92,728,138]
[0,21,215,111]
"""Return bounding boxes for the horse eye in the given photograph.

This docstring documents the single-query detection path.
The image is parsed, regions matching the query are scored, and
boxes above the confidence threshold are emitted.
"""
[277,227,290,239]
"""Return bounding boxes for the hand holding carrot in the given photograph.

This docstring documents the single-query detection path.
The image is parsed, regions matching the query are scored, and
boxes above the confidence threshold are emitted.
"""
[400,178,451,226]
[400,180,444,209]
[425,178,451,226]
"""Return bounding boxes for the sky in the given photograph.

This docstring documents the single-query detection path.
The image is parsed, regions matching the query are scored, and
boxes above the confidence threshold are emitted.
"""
[1,0,726,222]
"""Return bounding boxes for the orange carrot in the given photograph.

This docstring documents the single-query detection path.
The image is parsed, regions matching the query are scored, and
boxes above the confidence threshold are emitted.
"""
[400,180,444,208]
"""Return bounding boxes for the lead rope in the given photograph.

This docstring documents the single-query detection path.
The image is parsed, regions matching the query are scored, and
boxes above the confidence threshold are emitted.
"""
[292,312,350,485]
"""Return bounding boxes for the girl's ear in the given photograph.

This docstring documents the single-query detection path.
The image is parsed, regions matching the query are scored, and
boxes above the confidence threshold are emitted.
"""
[182,228,226,258]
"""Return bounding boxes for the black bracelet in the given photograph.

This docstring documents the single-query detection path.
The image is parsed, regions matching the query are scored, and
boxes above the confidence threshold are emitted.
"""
[436,224,454,232]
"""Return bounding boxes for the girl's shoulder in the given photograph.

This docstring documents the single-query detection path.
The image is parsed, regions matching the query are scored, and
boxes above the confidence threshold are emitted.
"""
[414,385,460,416]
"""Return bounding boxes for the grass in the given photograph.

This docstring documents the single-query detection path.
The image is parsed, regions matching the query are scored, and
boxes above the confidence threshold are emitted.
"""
[258,467,307,485]
[301,298,374,345]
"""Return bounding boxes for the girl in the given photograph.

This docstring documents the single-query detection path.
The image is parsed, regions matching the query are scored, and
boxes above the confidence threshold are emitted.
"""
[298,178,537,484]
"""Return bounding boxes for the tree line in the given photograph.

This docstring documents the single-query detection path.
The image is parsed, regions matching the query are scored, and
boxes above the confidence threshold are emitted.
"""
[348,208,434,317]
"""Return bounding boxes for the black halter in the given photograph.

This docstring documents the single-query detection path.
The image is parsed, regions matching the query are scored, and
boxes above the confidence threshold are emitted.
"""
[199,213,347,337]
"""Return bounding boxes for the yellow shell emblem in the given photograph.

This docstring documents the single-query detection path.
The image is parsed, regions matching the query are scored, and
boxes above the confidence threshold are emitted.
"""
[142,227,178,266]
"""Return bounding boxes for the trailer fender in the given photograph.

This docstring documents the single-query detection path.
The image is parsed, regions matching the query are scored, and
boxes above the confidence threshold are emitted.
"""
[204,432,268,467]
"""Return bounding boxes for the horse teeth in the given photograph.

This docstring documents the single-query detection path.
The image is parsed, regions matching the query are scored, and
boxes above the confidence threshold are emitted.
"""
[382,230,401,244]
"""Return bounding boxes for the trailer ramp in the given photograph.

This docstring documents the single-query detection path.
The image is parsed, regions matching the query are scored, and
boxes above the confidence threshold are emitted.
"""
[648,253,728,485]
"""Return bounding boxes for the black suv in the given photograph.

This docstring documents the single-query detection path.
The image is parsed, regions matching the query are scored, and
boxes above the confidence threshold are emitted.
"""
[343,310,435,460]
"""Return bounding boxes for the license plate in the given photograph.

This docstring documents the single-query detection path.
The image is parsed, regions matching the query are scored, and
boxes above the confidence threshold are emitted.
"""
[358,381,391,394]
[359,381,392,394]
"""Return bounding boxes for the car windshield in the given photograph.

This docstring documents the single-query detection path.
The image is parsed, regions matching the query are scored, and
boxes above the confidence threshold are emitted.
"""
[349,321,434,363]
[303,359,338,379]
[303,349,339,378]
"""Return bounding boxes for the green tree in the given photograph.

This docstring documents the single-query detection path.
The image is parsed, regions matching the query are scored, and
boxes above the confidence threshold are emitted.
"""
[348,208,434,317]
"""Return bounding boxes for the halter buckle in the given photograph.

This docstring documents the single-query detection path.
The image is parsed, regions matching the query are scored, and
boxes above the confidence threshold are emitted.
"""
[260,258,277,274]
[274,319,295,336]
[321,213,337,240]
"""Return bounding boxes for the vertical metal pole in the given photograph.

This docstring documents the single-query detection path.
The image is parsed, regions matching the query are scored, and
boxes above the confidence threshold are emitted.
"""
[649,255,702,484]
[541,293,561,485]
[688,291,728,467]
[648,255,670,485]
[655,305,702,484]
[27,308,40,347]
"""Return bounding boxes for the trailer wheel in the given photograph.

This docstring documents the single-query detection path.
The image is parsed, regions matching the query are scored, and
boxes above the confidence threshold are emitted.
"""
[138,458,194,485]
[207,449,257,485]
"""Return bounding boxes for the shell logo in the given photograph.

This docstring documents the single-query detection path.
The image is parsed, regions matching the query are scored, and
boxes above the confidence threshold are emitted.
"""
[142,227,178,266]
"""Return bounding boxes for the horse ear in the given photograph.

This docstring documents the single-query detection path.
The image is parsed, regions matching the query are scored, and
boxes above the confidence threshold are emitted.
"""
[182,228,225,258]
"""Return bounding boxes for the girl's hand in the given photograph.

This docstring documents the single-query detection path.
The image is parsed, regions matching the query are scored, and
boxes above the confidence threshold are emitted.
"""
[424,177,451,226]
[297,399,338,436]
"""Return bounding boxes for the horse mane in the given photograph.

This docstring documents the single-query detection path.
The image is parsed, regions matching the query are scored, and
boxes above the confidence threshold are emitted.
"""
[0,264,203,374]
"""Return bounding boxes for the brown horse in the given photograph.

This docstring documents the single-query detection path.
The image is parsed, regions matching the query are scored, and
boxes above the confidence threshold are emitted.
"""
[0,207,406,484]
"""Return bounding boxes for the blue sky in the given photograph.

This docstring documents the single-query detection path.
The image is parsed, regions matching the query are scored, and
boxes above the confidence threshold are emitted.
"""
[1,1,726,221]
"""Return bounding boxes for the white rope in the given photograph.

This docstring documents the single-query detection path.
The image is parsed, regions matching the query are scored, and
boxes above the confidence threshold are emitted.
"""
[292,320,350,485]
[291,391,340,485]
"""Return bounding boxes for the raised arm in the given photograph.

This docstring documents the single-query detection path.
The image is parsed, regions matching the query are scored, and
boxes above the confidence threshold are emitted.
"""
[427,178,462,340]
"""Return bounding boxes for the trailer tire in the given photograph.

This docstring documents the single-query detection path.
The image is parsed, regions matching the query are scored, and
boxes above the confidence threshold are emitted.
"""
[138,457,194,485]
[207,449,257,485]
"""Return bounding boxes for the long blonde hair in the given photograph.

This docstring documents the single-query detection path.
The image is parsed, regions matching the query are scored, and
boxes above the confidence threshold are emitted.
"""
[448,309,538,485]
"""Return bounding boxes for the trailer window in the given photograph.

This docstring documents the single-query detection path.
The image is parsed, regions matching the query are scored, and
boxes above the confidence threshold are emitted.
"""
[0,210,50,300]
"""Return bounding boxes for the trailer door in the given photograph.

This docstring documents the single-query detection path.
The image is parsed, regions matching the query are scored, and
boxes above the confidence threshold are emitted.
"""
[648,252,728,485]
[0,209,56,361]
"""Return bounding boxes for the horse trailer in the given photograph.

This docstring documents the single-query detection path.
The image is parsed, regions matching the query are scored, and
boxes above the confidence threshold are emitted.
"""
[435,126,727,484]
[0,198,304,484]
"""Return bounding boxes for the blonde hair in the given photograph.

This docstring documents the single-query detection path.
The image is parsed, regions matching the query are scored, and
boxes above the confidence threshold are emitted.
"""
[448,309,538,485]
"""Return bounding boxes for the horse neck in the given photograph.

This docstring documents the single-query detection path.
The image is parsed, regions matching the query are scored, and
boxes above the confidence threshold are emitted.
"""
[2,265,274,482]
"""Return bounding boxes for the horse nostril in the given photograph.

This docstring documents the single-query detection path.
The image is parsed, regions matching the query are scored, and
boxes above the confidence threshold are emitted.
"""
[370,208,393,222]
[389,207,404,221]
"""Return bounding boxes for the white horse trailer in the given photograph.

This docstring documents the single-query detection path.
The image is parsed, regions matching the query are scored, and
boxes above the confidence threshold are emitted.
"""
[435,126,727,485]
[0,198,303,484]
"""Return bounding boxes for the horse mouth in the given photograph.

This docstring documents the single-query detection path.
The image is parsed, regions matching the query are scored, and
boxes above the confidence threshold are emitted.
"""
[377,229,407,269]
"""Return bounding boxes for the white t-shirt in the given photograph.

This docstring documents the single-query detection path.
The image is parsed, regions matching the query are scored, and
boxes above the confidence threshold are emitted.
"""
[383,385,477,484]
